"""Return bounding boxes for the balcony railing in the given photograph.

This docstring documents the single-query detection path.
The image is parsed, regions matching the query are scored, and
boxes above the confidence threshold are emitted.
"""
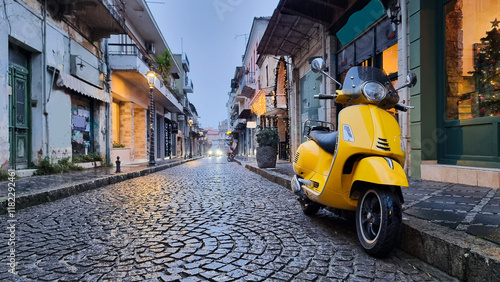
[108,43,147,59]
[184,77,193,93]
[182,53,190,72]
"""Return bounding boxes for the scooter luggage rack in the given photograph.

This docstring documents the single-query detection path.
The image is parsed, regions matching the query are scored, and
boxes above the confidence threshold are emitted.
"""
[302,120,335,140]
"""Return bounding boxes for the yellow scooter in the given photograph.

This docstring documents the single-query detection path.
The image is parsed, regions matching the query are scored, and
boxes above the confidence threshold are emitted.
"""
[291,58,417,256]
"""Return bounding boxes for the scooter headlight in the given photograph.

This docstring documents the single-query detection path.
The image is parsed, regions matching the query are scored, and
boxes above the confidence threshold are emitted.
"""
[362,81,387,102]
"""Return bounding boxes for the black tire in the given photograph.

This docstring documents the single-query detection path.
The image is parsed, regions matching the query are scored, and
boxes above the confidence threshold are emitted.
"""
[355,185,402,257]
[300,199,321,216]
[227,154,234,162]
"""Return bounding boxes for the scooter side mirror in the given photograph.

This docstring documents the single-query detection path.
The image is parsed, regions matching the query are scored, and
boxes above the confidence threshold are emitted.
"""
[311,58,326,74]
[395,73,418,91]
[310,58,343,88]
[406,73,417,88]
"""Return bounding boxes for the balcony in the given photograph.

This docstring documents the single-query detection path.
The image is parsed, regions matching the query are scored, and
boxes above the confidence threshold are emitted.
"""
[182,53,190,72]
[42,0,126,41]
[183,77,194,93]
[108,43,183,113]
[108,43,149,73]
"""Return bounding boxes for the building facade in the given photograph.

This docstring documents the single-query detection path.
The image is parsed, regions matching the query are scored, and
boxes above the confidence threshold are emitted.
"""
[1,0,126,170]
[172,53,196,159]
[227,17,270,157]
[108,0,184,164]
[256,0,500,187]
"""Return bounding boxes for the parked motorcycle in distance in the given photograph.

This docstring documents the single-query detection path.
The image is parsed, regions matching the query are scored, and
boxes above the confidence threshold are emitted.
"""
[291,58,417,256]
[227,140,237,162]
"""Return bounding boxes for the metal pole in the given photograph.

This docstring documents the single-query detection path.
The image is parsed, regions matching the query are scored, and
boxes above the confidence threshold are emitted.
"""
[189,125,192,158]
[149,87,156,165]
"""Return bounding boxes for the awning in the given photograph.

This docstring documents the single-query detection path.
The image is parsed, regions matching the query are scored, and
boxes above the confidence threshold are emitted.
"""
[56,71,110,103]
[266,108,288,117]
[257,0,374,56]
[240,85,256,98]
[237,109,252,119]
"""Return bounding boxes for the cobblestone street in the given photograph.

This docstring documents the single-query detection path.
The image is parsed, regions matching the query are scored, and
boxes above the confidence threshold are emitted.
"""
[1,158,455,281]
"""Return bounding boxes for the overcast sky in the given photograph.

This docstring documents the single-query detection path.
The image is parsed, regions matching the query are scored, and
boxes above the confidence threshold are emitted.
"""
[148,0,279,129]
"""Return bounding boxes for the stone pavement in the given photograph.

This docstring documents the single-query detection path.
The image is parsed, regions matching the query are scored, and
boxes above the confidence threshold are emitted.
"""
[0,155,498,280]
[0,158,198,213]
[0,157,456,281]
[234,156,500,281]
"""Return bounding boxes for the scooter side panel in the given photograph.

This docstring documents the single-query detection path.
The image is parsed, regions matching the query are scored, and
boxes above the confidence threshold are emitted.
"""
[293,140,333,196]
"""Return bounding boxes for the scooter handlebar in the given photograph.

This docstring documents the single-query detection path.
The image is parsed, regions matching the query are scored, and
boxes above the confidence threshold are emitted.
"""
[314,94,336,100]
[394,104,415,112]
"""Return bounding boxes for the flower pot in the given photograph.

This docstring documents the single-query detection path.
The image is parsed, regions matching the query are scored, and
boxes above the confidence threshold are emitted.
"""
[256,146,277,168]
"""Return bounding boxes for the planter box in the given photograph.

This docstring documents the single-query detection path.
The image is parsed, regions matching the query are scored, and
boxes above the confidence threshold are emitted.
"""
[256,146,277,168]
[111,148,131,163]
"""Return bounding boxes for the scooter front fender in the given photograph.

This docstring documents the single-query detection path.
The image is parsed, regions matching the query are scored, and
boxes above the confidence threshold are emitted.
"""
[351,156,409,187]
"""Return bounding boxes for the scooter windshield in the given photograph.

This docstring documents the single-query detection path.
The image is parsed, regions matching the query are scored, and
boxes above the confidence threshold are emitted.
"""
[342,66,395,97]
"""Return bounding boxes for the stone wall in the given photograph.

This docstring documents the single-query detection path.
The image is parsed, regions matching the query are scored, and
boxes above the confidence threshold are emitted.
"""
[134,107,147,160]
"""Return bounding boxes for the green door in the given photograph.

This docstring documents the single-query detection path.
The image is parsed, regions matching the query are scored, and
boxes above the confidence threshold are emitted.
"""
[8,65,30,169]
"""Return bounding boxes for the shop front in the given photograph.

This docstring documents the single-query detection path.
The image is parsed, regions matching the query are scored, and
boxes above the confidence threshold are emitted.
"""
[439,0,500,168]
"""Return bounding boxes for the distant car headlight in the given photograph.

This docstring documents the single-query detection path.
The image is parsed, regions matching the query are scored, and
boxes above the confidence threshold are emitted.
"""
[216,149,222,156]
[362,81,387,102]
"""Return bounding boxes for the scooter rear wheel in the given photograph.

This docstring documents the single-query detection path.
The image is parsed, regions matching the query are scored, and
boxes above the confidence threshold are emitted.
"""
[300,199,321,216]
[355,185,402,257]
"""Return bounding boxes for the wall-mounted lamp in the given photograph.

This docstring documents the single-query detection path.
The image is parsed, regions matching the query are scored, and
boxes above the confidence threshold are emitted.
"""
[387,2,401,26]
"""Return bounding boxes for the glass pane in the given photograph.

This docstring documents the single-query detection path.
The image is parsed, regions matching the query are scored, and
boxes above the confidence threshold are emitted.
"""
[16,80,25,125]
[17,137,25,158]
[300,71,322,142]
[382,44,398,76]
[71,95,92,155]
[337,44,355,74]
[445,0,500,120]
[355,30,374,64]
[376,18,398,54]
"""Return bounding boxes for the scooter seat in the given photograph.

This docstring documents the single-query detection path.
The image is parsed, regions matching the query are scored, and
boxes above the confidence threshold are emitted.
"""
[310,130,338,154]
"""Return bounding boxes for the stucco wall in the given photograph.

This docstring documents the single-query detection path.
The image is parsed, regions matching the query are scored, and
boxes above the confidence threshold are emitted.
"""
[409,0,438,177]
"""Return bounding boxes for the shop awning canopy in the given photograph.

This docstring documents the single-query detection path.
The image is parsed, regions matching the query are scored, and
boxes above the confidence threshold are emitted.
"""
[240,85,256,98]
[258,0,385,56]
[266,108,288,117]
[237,109,252,119]
[55,70,110,103]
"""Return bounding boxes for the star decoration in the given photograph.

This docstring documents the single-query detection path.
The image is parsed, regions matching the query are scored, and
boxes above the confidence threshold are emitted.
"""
[491,18,500,28]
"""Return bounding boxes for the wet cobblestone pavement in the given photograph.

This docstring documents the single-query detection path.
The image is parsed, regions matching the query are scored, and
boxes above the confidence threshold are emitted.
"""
[0,158,456,281]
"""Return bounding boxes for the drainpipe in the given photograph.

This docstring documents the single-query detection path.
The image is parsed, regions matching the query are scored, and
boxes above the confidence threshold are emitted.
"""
[400,0,410,174]
[104,39,111,164]
[42,0,49,159]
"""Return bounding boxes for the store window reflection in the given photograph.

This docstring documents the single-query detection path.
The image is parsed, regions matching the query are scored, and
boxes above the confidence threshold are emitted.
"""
[446,0,500,119]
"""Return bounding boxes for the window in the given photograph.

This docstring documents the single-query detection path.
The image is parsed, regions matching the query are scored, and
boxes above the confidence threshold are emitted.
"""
[382,43,398,77]
[445,0,500,120]
[112,101,120,144]
[71,95,93,155]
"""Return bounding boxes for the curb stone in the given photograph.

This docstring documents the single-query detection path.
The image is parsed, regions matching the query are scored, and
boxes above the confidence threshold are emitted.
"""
[240,161,500,281]
[0,158,199,214]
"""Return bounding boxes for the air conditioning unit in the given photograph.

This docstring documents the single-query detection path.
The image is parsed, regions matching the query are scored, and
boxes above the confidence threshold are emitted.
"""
[146,42,155,54]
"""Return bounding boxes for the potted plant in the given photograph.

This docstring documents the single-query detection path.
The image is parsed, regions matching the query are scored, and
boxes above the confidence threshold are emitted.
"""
[256,127,279,168]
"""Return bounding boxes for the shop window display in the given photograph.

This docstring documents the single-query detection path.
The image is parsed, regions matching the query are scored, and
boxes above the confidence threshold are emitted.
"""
[445,0,500,119]
[71,95,92,155]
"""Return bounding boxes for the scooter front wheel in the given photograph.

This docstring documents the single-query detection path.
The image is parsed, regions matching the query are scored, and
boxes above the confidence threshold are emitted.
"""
[356,185,402,257]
